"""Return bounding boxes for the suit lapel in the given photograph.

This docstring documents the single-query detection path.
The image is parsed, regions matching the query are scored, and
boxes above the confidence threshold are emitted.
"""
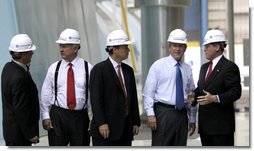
[11,61,32,79]
[122,64,130,96]
[205,56,225,86]
[105,58,122,90]
[201,62,209,87]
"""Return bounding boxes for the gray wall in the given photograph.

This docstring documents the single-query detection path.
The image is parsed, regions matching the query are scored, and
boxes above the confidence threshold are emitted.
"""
[0,0,101,142]
[0,0,18,143]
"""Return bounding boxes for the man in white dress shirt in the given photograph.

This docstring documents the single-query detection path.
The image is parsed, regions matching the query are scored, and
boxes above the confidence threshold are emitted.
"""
[143,29,197,146]
[40,28,93,146]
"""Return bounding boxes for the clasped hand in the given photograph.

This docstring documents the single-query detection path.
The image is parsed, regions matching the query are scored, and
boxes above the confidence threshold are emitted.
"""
[197,90,217,105]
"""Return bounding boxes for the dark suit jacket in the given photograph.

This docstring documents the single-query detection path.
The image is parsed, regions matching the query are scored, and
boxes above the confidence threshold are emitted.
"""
[89,58,140,140]
[1,61,39,144]
[194,56,241,135]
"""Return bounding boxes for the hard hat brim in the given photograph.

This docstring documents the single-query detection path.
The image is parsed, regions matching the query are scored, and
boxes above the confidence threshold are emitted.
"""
[106,40,132,46]
[202,40,226,46]
[56,40,80,44]
[9,45,36,52]
[167,40,187,44]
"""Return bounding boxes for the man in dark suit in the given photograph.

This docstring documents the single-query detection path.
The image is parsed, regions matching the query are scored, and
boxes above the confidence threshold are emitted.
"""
[192,29,242,146]
[90,29,141,146]
[1,34,40,146]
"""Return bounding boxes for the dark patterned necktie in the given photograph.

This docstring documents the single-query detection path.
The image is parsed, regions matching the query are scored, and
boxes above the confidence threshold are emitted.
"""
[117,65,129,116]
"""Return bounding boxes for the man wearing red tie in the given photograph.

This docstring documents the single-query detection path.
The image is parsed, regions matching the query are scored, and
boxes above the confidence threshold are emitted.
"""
[40,28,93,146]
[192,29,242,146]
[89,30,140,146]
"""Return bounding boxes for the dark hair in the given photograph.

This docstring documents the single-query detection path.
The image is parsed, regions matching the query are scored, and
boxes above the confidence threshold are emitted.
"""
[211,42,227,52]
[76,45,81,50]
[10,51,22,60]
[105,46,120,55]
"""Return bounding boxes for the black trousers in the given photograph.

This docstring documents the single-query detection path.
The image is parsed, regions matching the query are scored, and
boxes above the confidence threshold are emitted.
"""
[5,140,32,146]
[48,105,90,146]
[200,133,234,146]
[152,103,188,146]
[92,116,132,146]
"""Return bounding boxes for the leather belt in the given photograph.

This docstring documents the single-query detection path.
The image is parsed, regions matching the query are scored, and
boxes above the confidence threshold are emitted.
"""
[154,102,176,109]
[51,105,87,113]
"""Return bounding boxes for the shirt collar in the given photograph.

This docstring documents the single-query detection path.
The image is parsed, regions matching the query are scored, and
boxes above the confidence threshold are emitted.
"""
[62,56,80,67]
[109,56,120,69]
[211,54,223,66]
[12,59,28,71]
[168,55,182,66]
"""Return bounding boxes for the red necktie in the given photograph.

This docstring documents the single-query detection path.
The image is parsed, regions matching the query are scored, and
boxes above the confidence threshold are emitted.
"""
[67,63,76,110]
[117,65,129,116]
[205,61,213,82]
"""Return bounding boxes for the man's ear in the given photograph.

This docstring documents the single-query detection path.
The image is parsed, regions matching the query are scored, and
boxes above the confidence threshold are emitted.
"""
[215,44,220,52]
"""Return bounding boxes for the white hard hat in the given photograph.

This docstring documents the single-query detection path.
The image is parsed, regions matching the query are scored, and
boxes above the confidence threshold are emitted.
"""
[106,30,131,46]
[9,34,36,52]
[167,29,187,44]
[56,28,80,44]
[203,29,226,46]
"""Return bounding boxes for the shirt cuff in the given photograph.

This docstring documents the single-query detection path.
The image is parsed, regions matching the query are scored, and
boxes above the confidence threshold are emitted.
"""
[189,115,196,123]
[146,108,155,116]
[41,112,50,120]
[216,95,220,103]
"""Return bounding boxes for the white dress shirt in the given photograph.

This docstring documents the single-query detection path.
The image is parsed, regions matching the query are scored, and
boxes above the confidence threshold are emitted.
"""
[40,56,93,120]
[143,55,197,123]
[205,54,222,76]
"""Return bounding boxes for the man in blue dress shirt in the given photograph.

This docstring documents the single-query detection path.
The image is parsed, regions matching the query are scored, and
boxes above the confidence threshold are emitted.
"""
[143,29,197,146]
